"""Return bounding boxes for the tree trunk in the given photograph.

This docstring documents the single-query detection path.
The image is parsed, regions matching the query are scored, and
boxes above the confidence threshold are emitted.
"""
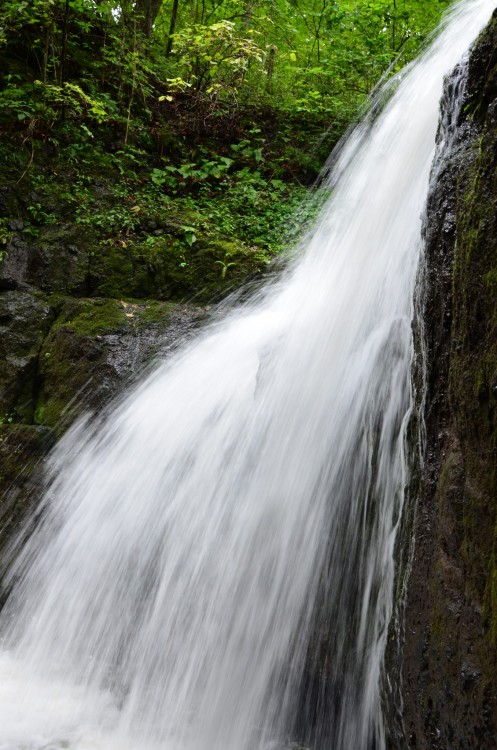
[165,0,179,57]
[60,0,70,85]
[266,44,276,94]
[135,0,164,37]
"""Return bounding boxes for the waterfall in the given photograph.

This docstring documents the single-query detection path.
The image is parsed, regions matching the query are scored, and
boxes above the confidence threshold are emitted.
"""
[0,2,493,749]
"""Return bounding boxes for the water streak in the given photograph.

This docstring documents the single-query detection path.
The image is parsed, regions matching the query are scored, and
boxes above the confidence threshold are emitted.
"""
[0,2,494,749]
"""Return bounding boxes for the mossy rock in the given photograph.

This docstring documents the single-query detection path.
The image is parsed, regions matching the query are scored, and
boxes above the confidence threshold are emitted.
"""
[0,158,272,303]
[87,234,269,302]
[33,296,204,432]
[0,222,95,295]
[34,297,133,430]
[0,290,54,422]
[50,296,130,336]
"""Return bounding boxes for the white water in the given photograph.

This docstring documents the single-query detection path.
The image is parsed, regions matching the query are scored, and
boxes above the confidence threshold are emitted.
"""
[0,3,494,749]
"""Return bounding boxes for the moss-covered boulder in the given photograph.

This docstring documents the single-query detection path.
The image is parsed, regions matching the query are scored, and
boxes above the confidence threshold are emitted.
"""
[33,296,206,433]
[0,196,270,303]
[86,234,269,301]
[0,291,208,566]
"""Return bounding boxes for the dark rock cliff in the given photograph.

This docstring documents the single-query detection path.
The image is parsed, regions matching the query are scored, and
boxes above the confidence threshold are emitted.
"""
[400,11,497,749]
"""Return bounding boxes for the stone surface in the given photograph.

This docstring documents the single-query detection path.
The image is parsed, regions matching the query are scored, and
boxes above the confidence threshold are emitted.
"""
[33,296,208,433]
[399,12,497,749]
[0,290,54,422]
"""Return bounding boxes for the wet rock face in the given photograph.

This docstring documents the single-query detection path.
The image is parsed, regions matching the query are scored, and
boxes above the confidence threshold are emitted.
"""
[0,424,56,596]
[1,225,91,295]
[400,11,497,749]
[0,293,207,493]
[0,292,54,421]
[0,290,208,577]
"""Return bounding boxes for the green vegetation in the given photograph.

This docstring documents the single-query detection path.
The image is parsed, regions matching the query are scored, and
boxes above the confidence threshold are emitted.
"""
[0,0,452,140]
[0,0,451,280]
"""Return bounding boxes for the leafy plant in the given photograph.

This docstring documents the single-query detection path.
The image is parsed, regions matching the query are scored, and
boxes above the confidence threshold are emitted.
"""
[215,256,237,279]
[182,225,197,246]
[0,219,12,246]
[170,21,264,101]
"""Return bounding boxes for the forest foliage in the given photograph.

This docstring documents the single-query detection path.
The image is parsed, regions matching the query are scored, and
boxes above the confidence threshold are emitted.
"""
[0,0,452,259]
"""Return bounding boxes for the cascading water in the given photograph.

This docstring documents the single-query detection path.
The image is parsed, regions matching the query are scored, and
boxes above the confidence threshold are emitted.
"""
[0,2,494,749]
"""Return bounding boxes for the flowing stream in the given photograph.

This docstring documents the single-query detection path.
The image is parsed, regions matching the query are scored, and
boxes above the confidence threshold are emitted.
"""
[0,2,494,749]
